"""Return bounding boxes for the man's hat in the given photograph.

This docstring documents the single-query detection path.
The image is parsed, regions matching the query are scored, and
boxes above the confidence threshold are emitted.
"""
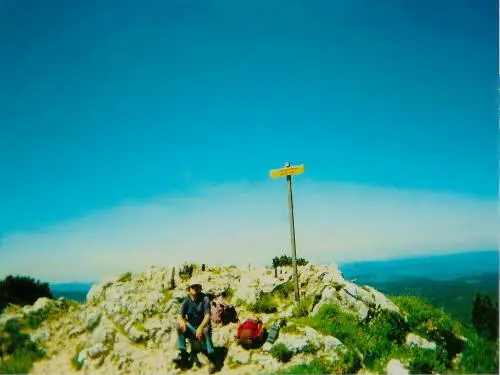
[186,278,203,291]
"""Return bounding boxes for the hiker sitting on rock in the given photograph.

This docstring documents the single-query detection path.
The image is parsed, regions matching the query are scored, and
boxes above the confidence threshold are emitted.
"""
[173,279,216,373]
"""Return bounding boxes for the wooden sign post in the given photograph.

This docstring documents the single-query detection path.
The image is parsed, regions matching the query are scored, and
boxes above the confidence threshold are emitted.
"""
[269,162,305,302]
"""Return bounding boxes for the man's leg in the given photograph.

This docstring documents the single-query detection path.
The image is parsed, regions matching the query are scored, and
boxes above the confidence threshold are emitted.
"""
[176,323,194,352]
[202,325,215,356]
[174,323,196,365]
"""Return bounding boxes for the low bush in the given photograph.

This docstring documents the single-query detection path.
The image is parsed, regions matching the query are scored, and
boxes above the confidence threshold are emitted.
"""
[273,282,294,300]
[0,320,45,374]
[179,264,194,280]
[408,347,448,374]
[0,275,53,313]
[455,327,499,375]
[248,294,277,314]
[270,343,293,363]
[302,342,319,355]
[25,309,49,330]
[391,295,463,364]
[292,297,312,318]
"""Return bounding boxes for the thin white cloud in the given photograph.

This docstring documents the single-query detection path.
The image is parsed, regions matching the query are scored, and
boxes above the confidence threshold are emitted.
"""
[0,179,496,283]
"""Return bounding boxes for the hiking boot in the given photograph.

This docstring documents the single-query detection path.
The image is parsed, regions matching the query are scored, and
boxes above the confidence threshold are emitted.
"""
[208,362,217,374]
[172,350,188,366]
[207,353,217,374]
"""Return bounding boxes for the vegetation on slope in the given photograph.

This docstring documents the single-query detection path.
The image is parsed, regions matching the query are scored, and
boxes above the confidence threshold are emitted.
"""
[0,319,46,374]
[284,295,498,374]
[352,273,498,326]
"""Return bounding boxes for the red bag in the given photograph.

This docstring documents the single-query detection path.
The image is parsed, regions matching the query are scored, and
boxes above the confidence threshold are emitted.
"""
[236,318,266,348]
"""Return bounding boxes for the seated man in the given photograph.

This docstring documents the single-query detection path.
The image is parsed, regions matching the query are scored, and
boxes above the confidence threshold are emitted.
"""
[173,279,216,373]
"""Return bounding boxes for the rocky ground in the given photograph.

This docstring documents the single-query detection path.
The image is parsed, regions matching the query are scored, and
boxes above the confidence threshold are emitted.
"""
[0,263,450,374]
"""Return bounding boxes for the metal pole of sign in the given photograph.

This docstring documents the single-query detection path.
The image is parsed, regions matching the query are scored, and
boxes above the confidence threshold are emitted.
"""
[284,162,300,303]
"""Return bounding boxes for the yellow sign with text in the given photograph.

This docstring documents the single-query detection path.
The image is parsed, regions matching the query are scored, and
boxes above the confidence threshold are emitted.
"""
[269,164,305,179]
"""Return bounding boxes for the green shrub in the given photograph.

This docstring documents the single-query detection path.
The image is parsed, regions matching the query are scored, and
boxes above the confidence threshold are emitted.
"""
[248,294,278,314]
[455,328,499,375]
[179,264,194,280]
[292,298,312,318]
[368,310,409,344]
[327,350,363,375]
[271,255,308,268]
[0,275,53,313]
[0,320,45,374]
[472,293,499,340]
[277,358,332,374]
[408,348,448,374]
[273,282,294,300]
[116,272,132,283]
[25,309,49,329]
[270,343,293,363]
[391,295,464,364]
[302,342,319,355]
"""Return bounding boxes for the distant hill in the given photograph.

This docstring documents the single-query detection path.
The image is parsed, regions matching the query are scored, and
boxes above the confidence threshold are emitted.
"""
[339,250,499,282]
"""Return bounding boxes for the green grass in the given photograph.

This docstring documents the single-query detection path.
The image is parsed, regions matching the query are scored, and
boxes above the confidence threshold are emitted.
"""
[453,327,499,375]
[390,296,465,362]
[223,287,236,301]
[277,358,332,374]
[277,351,362,375]
[281,323,301,335]
[162,289,173,302]
[0,320,46,374]
[234,298,246,308]
[116,272,132,283]
[289,298,481,374]
[248,293,278,314]
[361,273,499,326]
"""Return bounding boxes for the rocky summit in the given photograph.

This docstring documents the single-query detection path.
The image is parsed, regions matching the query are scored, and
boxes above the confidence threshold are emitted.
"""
[0,263,457,375]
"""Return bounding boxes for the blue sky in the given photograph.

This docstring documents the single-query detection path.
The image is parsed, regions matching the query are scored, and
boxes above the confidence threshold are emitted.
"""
[0,0,497,282]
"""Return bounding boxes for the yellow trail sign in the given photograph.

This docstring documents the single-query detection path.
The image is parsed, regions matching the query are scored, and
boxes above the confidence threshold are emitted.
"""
[269,164,305,179]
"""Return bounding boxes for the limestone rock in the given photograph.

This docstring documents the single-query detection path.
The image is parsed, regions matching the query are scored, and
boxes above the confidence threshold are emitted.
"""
[30,327,51,343]
[83,310,102,331]
[87,342,108,359]
[22,297,56,315]
[386,359,409,375]
[298,326,323,347]
[227,344,251,365]
[405,333,437,350]
[68,326,85,337]
[323,335,344,352]
[274,334,309,354]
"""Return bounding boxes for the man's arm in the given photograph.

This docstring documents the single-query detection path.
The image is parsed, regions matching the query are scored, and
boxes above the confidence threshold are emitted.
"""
[177,299,188,324]
[198,296,211,330]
